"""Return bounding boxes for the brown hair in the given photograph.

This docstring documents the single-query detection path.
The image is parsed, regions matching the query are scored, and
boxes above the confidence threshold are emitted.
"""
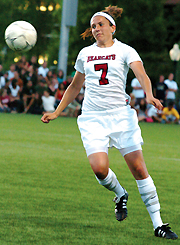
[81,5,123,40]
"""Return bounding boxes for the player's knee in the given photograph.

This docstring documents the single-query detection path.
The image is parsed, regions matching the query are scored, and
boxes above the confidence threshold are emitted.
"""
[134,166,148,179]
[94,166,108,180]
[91,161,108,179]
[89,155,109,179]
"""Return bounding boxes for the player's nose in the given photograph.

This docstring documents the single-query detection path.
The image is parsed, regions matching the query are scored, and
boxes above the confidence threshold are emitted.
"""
[95,25,100,31]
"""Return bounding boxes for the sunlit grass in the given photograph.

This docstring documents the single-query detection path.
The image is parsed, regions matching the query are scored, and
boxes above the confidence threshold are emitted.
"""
[0,114,179,244]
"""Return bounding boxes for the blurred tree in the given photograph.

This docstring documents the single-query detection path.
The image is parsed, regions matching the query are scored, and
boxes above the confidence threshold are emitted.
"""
[164,2,180,88]
[68,0,171,88]
[0,0,179,87]
[0,0,61,70]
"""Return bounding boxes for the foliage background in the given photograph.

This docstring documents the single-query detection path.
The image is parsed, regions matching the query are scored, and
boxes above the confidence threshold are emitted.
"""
[0,0,180,88]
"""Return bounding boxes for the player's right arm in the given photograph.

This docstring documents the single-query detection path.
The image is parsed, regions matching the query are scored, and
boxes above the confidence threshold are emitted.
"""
[41,71,85,123]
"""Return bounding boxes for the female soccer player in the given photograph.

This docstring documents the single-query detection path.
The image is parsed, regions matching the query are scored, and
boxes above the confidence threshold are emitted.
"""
[41,5,178,239]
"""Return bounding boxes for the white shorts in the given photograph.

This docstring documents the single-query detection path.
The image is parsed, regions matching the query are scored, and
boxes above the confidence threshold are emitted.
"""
[77,105,143,157]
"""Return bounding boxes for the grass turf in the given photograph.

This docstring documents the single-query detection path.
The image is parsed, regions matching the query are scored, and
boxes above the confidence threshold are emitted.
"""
[0,113,179,244]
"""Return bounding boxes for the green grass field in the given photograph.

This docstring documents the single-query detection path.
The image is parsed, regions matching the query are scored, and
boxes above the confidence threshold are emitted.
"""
[0,113,180,245]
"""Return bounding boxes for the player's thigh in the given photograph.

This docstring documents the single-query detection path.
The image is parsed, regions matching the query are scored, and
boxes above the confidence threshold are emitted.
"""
[77,114,109,156]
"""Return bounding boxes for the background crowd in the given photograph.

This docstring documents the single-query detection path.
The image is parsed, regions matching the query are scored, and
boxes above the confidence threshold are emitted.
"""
[0,55,179,124]
[130,73,180,124]
[0,55,85,118]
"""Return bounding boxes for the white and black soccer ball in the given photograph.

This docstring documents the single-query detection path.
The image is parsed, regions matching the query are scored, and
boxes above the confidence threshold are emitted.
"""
[5,20,37,52]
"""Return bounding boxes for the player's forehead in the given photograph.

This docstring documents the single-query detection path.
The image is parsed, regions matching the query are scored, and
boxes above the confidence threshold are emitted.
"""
[91,15,109,26]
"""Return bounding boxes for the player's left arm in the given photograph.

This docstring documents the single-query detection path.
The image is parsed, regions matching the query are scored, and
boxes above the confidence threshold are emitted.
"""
[130,61,163,110]
[41,71,85,123]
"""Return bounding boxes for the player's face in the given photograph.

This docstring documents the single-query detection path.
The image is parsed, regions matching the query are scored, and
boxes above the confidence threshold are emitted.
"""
[91,16,115,47]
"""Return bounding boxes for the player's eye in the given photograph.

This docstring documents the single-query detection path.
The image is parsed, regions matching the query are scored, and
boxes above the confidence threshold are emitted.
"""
[92,24,96,29]
[99,23,103,26]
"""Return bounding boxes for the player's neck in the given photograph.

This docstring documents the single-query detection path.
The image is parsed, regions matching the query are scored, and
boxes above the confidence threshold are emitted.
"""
[96,39,114,48]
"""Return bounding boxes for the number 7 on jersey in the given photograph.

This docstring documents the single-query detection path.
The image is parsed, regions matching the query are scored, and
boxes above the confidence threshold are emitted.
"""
[94,63,109,85]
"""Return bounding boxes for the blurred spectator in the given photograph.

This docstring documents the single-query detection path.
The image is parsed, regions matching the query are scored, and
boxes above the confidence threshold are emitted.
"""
[21,56,29,70]
[0,89,11,113]
[0,100,6,113]
[0,60,86,117]
[8,79,23,113]
[147,105,162,123]
[135,98,147,122]
[29,55,39,69]
[153,75,168,106]
[41,90,55,113]
[38,61,49,78]
[131,77,145,105]
[27,92,43,115]
[0,64,6,90]
[45,70,53,85]
[12,71,24,91]
[26,65,38,86]
[75,83,85,115]
[48,77,58,96]
[35,76,47,96]
[55,83,65,108]
[161,101,180,124]
[0,75,6,90]
[129,93,136,109]
[22,80,35,113]
[65,99,81,117]
[19,68,28,86]
[0,64,3,76]
[3,72,9,89]
[164,73,178,105]
[63,76,73,90]
[15,56,29,74]
[57,69,64,84]
[15,59,24,74]
[7,64,16,80]
[8,79,20,97]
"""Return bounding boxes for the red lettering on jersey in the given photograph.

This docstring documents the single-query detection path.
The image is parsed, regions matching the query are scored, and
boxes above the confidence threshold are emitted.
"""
[87,56,93,62]
[87,54,116,63]
[98,56,104,60]
[112,54,116,60]
[105,55,111,60]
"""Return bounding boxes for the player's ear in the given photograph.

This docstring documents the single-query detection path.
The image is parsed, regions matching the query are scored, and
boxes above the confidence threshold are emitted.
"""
[111,25,116,34]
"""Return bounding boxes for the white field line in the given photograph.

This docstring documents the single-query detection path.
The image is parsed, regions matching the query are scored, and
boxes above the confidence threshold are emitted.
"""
[150,156,180,162]
[144,142,179,149]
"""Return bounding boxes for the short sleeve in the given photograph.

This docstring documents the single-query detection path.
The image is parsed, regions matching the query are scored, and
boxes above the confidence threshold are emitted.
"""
[74,50,85,74]
[124,46,142,66]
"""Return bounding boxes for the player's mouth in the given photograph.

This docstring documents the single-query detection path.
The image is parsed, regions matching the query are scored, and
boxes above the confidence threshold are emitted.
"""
[96,33,102,37]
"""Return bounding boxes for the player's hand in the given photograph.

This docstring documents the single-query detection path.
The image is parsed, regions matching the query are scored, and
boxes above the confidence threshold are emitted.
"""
[41,112,58,123]
[146,96,163,110]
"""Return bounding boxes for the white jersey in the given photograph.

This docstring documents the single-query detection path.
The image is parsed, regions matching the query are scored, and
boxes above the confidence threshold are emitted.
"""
[75,39,142,112]
[9,84,20,97]
[42,95,55,112]
[164,79,178,99]
[131,77,145,99]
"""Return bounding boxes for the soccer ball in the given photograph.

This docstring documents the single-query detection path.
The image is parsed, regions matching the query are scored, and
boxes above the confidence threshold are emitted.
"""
[5,21,37,52]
